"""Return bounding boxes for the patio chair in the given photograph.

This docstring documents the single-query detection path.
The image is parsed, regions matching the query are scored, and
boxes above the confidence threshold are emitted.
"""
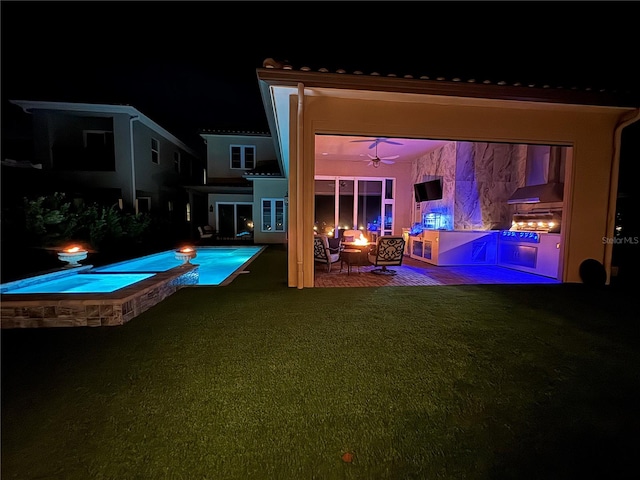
[314,235,341,273]
[367,235,406,275]
[198,225,215,243]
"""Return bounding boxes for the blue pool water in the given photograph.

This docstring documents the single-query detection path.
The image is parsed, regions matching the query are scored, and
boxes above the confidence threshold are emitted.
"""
[93,246,264,286]
[1,246,264,294]
[4,273,155,294]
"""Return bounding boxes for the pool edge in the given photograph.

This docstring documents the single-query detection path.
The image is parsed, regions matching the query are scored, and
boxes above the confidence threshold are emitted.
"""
[0,264,198,329]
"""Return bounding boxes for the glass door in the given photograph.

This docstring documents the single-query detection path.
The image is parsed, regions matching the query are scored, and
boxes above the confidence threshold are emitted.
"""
[357,180,382,241]
[217,203,253,240]
[315,176,395,241]
[338,179,354,231]
[314,179,336,237]
[382,179,395,237]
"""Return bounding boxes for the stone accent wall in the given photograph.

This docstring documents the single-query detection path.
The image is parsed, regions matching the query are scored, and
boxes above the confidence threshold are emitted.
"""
[412,141,526,231]
[0,265,198,329]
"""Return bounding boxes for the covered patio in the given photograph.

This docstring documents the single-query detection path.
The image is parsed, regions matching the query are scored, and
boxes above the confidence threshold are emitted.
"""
[314,254,559,288]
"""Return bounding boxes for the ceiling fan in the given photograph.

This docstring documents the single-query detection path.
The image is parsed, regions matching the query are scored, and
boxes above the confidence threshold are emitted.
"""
[350,137,404,149]
[365,141,399,168]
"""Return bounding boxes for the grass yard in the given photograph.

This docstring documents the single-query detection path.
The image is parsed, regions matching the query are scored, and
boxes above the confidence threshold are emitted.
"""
[2,245,639,479]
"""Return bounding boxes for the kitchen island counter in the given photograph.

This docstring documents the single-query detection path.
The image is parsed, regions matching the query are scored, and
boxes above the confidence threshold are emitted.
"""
[409,230,499,266]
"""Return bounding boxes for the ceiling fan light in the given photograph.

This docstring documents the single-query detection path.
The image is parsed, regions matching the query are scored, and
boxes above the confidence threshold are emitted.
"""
[373,161,380,168]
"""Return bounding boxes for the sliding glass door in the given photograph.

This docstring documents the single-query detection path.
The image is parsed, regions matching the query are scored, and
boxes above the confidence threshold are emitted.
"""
[217,202,253,240]
[314,176,395,240]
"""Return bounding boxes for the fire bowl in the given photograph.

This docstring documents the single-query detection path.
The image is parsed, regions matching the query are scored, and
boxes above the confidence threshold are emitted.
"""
[57,249,88,268]
[175,248,197,264]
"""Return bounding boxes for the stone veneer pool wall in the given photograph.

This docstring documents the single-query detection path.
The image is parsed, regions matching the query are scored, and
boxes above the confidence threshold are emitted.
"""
[0,264,198,329]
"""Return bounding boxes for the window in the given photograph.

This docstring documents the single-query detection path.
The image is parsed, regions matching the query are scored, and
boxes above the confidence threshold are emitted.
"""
[59,130,115,171]
[136,197,151,214]
[151,138,160,164]
[230,145,255,169]
[83,130,113,148]
[262,198,285,232]
[174,151,181,173]
[314,176,396,237]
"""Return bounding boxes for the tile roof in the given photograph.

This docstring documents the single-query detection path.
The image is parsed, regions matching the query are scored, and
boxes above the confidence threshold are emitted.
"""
[199,129,271,137]
[243,159,282,178]
[261,58,640,108]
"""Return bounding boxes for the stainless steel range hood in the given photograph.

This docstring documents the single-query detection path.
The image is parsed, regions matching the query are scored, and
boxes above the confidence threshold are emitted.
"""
[508,146,565,204]
[507,182,564,204]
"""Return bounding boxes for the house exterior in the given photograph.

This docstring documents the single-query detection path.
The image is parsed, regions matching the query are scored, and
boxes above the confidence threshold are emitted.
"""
[7,100,204,227]
[255,59,640,288]
[192,131,287,244]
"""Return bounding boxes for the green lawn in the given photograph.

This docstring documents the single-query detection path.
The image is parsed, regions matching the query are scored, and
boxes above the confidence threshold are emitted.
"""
[2,245,639,479]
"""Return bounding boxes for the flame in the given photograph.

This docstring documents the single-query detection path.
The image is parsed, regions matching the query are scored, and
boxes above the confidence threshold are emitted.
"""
[354,234,368,246]
[179,247,194,253]
[64,246,85,253]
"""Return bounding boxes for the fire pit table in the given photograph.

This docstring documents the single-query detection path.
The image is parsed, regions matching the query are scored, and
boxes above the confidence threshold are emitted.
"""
[340,248,369,275]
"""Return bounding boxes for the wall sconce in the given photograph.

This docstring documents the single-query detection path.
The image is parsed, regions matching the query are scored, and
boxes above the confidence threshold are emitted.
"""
[209,205,213,213]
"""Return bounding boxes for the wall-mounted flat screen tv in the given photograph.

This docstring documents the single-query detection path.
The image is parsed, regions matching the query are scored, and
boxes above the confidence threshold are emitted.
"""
[414,179,443,202]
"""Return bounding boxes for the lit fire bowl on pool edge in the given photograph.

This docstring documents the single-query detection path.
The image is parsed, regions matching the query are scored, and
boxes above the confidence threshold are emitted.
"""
[57,246,89,268]
[175,247,197,265]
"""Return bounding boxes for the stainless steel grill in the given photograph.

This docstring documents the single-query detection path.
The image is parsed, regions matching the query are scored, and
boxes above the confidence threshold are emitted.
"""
[509,211,562,233]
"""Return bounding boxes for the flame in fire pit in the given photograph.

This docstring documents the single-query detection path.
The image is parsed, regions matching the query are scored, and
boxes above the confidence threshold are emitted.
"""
[63,245,86,253]
[354,235,369,245]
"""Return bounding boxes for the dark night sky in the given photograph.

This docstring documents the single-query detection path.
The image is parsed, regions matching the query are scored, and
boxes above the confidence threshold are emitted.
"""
[2,1,639,160]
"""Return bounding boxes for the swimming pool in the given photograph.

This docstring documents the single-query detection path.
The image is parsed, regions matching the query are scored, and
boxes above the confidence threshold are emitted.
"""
[2,273,155,294]
[1,245,266,328]
[93,246,265,285]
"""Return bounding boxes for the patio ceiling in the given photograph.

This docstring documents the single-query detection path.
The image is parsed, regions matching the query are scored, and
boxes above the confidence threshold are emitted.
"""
[315,135,449,165]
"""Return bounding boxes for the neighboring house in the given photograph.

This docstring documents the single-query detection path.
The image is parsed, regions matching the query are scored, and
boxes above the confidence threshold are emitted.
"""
[6,100,205,231]
[191,130,287,244]
[255,59,640,288]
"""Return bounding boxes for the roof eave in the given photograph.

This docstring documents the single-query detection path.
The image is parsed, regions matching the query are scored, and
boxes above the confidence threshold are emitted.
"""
[256,68,639,109]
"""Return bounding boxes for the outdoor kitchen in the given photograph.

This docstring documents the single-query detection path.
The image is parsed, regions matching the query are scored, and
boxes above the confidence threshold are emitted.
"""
[408,142,567,279]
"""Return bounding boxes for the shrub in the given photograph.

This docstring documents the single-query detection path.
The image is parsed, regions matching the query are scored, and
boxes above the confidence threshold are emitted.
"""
[14,192,152,250]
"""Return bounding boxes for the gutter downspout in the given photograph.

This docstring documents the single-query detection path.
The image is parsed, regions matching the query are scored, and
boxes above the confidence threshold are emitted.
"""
[296,83,305,289]
[129,115,140,212]
[604,108,640,284]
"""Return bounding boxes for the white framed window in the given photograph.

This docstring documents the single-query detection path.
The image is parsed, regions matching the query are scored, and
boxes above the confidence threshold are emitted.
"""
[83,130,113,148]
[261,198,285,232]
[173,151,181,173]
[230,145,255,169]
[151,138,160,164]
[136,197,151,214]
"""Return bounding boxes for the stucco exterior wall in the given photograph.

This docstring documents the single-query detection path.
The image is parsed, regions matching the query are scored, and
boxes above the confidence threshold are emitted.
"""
[288,94,626,287]
[203,134,275,179]
[31,112,129,194]
[132,121,186,210]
